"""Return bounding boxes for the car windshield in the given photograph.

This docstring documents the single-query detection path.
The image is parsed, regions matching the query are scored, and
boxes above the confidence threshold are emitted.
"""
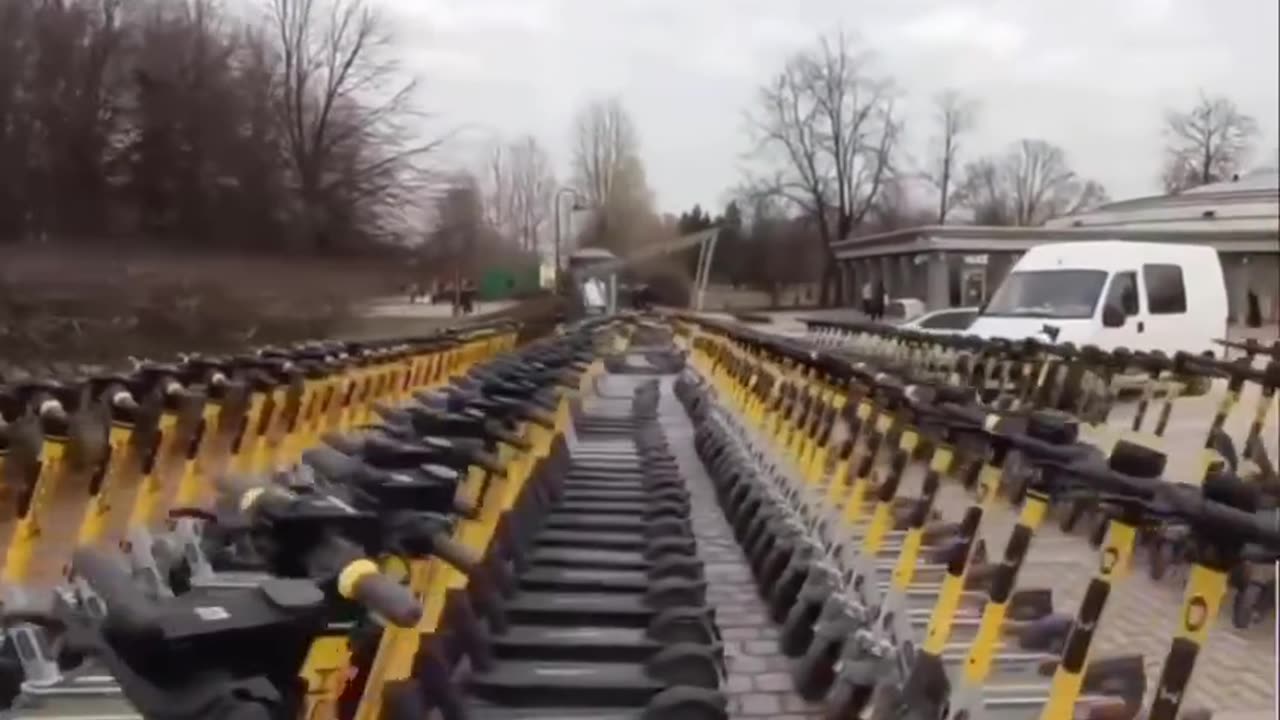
[982,270,1108,319]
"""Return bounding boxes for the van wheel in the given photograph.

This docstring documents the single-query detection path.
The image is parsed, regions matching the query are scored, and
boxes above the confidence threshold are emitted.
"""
[823,680,873,720]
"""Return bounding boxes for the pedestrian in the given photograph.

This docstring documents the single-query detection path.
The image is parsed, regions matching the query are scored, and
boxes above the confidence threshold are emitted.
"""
[461,280,476,315]
[861,280,875,318]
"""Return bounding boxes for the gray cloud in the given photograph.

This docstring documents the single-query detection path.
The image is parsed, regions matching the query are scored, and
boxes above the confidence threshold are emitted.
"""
[393,0,1280,212]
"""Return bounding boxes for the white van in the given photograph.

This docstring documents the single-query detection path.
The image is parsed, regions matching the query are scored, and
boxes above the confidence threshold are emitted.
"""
[967,241,1228,356]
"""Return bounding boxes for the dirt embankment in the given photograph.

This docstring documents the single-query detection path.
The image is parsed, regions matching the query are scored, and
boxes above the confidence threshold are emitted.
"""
[0,245,421,371]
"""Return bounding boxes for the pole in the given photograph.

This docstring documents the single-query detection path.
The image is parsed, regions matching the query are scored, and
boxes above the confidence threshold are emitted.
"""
[553,195,562,291]
[553,187,581,292]
[692,230,720,312]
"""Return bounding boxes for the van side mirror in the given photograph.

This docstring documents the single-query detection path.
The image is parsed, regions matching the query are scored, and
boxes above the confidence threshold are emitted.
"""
[1101,304,1126,328]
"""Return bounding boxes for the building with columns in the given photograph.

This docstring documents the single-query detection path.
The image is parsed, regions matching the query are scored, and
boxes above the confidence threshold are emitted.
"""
[831,168,1280,324]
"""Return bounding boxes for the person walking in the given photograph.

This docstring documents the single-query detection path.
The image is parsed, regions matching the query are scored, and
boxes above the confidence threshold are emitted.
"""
[870,279,887,322]
[861,280,875,318]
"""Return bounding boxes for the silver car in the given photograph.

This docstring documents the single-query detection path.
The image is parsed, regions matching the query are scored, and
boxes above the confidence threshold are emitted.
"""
[897,306,980,334]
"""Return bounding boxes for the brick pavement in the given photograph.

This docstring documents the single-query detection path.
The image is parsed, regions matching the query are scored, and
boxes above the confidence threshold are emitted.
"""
[940,476,1277,713]
[658,377,826,719]
[670,364,1278,717]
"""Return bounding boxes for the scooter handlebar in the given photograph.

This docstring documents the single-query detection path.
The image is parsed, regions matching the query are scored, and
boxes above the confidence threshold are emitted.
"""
[486,426,533,452]
[428,531,481,573]
[215,473,296,515]
[339,557,423,628]
[469,447,508,475]
[497,396,557,429]
[1158,481,1280,550]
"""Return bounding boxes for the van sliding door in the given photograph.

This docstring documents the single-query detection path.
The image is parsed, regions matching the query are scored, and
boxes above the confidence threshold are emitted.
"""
[1096,270,1145,352]
[1140,264,1191,356]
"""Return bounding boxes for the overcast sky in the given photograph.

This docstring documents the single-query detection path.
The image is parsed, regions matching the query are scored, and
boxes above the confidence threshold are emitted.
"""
[392,0,1279,214]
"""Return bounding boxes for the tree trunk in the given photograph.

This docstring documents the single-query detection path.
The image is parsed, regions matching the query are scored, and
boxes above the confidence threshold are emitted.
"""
[820,252,843,307]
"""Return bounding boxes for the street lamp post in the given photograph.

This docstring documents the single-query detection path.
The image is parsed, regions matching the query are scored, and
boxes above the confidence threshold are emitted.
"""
[553,187,585,291]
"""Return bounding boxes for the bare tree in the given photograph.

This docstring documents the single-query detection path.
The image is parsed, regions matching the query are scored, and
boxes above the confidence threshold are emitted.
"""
[1004,139,1082,225]
[570,96,640,207]
[507,135,555,253]
[1063,179,1109,215]
[570,98,659,254]
[925,89,978,224]
[957,139,1107,226]
[1161,92,1260,193]
[2,0,128,241]
[425,173,487,281]
[481,135,555,253]
[270,0,442,251]
[955,157,1011,225]
[743,30,900,305]
[867,174,935,233]
[480,140,515,239]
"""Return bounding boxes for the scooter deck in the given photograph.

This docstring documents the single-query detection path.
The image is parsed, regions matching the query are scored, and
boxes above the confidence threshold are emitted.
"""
[503,592,662,627]
[559,478,654,489]
[520,566,658,592]
[4,681,137,716]
[560,489,678,502]
[468,660,666,706]
[563,473,667,485]
[492,625,662,662]
[465,704,642,720]
[565,466,670,476]
[531,546,657,569]
[536,529,663,551]
[554,500,680,515]
[545,514,685,533]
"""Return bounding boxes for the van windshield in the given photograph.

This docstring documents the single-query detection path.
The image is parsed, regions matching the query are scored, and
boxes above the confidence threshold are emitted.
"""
[982,270,1108,319]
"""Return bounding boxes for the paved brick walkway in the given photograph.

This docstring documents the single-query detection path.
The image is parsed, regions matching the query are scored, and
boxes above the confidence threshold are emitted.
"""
[669,368,1277,717]
[658,377,825,719]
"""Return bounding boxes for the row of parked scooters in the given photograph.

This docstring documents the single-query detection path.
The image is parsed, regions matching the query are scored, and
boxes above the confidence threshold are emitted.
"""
[671,314,1280,720]
[801,318,1280,631]
[0,315,729,719]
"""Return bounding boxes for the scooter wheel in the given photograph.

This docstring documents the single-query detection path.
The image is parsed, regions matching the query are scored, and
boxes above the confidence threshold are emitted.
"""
[1087,514,1109,548]
[1232,584,1262,630]
[1147,538,1171,581]
[758,542,794,594]
[0,656,23,711]
[381,680,429,720]
[768,560,810,624]
[792,634,842,701]
[779,596,821,657]
[824,679,873,720]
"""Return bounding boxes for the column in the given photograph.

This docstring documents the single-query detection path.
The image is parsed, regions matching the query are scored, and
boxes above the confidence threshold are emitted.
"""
[927,252,949,310]
[1249,253,1280,323]
[839,262,854,306]
[1223,252,1249,324]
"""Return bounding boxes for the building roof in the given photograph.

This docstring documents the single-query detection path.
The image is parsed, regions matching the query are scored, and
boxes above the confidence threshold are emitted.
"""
[832,167,1278,260]
[568,247,620,261]
[832,223,1277,259]
[1042,167,1278,232]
